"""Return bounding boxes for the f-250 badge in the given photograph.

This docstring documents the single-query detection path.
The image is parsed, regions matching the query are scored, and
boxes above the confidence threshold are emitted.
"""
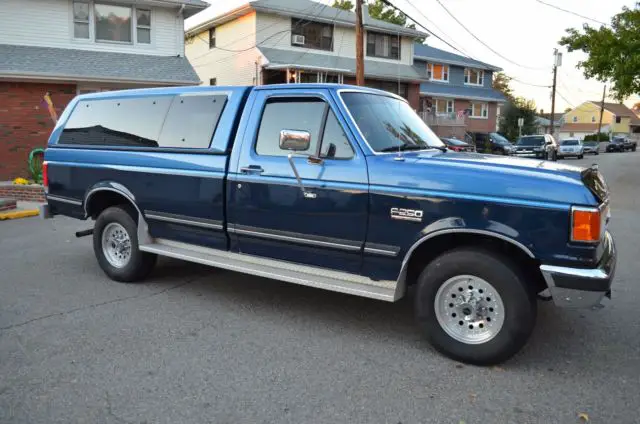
[390,207,423,222]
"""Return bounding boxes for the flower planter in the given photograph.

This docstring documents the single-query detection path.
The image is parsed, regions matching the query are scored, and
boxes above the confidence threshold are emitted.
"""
[0,182,46,203]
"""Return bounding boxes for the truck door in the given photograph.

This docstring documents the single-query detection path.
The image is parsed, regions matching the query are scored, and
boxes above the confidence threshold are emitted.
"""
[228,88,368,274]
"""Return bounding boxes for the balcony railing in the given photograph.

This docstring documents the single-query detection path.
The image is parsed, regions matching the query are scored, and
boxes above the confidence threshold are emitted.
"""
[419,112,466,127]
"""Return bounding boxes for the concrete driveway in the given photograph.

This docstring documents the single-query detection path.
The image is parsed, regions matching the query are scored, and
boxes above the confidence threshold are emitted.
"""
[1,151,639,423]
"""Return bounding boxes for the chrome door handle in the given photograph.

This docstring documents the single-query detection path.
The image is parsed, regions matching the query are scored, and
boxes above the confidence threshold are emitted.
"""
[240,165,264,174]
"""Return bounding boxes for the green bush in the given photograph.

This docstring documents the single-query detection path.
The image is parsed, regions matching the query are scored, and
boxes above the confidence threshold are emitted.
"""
[583,133,609,142]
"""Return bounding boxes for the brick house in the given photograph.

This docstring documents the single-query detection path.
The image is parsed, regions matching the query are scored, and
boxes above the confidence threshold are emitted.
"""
[0,0,207,180]
[185,0,427,109]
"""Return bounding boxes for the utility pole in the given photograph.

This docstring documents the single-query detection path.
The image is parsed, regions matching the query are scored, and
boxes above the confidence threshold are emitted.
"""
[355,0,365,86]
[597,85,606,137]
[549,48,561,138]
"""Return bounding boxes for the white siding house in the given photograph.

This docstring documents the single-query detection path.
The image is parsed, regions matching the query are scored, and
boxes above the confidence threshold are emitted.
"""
[186,10,261,86]
[0,0,207,180]
[185,0,426,108]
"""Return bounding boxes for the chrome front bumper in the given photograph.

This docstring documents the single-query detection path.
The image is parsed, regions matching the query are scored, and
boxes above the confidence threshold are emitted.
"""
[540,231,616,308]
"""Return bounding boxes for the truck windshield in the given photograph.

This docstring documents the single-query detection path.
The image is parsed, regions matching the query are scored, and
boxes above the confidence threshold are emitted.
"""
[341,92,445,152]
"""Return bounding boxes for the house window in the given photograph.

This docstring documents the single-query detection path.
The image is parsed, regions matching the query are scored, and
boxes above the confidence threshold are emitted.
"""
[464,68,484,86]
[572,116,578,123]
[74,2,151,44]
[95,4,132,43]
[366,31,400,60]
[291,19,333,51]
[470,103,488,118]
[591,116,596,123]
[435,99,454,115]
[209,78,217,86]
[570,132,574,137]
[136,9,151,44]
[73,2,90,39]
[209,28,216,49]
[615,116,621,123]
[426,63,449,82]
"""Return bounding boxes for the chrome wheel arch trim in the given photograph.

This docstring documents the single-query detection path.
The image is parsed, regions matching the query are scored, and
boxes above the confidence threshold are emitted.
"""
[83,184,142,219]
[394,228,536,299]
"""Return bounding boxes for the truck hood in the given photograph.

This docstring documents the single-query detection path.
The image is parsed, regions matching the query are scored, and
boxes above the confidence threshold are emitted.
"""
[367,151,599,207]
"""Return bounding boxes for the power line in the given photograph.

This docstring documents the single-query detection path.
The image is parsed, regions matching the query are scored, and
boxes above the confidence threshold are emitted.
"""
[404,0,473,58]
[192,2,330,69]
[189,0,326,61]
[431,0,548,71]
[533,0,608,26]
[509,76,551,88]
[379,0,481,62]
[382,0,554,91]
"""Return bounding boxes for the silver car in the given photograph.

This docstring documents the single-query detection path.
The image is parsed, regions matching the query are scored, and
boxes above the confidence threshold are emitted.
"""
[558,138,584,159]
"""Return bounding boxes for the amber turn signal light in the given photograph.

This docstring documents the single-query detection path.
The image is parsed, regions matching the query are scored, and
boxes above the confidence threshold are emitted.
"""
[571,207,601,243]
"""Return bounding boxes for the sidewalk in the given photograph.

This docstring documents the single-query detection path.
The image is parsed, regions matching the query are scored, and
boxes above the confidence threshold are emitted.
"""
[0,201,42,220]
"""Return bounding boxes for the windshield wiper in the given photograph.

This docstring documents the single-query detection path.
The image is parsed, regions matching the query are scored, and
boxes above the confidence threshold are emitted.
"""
[379,144,446,153]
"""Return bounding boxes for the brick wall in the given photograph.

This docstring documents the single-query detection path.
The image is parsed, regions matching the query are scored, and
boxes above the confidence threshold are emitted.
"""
[0,183,45,202]
[0,82,76,180]
[454,100,498,133]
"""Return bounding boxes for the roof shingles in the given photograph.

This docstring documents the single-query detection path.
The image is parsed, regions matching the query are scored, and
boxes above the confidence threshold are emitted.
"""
[259,47,424,82]
[0,44,201,85]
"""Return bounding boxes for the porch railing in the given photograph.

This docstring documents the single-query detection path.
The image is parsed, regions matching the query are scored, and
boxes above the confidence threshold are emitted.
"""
[419,112,466,127]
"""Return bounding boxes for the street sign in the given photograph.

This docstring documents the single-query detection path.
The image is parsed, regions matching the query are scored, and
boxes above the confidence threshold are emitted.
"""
[517,118,524,127]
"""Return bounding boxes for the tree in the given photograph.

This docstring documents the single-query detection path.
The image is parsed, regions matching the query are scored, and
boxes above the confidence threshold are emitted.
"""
[564,107,572,113]
[499,97,538,141]
[632,101,640,114]
[332,0,426,43]
[559,3,640,101]
[492,72,514,102]
[332,0,354,10]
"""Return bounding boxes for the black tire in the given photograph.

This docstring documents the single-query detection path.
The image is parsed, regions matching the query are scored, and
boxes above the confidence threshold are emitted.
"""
[578,154,584,159]
[415,248,537,365]
[93,206,157,282]
[595,152,599,155]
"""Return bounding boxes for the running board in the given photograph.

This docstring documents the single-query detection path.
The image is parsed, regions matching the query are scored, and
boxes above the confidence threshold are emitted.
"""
[139,239,400,302]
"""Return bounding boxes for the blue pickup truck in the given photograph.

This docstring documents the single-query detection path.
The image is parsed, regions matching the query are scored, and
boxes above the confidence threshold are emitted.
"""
[42,84,615,365]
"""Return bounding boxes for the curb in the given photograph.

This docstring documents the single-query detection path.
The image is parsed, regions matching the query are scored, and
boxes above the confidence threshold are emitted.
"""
[0,209,40,220]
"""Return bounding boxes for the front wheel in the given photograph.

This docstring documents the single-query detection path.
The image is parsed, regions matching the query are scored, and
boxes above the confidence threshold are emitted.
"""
[415,248,536,365]
[93,206,157,282]
[578,154,584,159]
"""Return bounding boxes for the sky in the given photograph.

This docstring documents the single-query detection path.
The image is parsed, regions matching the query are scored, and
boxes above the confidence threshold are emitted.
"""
[186,0,640,113]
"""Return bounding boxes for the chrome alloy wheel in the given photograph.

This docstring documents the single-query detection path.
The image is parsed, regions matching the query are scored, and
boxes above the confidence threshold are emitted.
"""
[101,222,132,268]
[434,275,505,345]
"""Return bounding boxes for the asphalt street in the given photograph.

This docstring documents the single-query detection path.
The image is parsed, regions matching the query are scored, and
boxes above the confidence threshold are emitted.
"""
[1,151,639,424]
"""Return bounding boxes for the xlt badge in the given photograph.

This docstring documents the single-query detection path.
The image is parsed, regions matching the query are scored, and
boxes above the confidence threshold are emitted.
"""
[390,207,423,222]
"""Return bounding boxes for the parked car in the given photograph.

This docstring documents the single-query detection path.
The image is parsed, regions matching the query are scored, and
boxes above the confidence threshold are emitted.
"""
[515,134,558,160]
[41,84,616,366]
[606,137,627,152]
[440,137,475,152]
[624,138,637,152]
[582,140,600,155]
[468,132,516,155]
[558,139,584,159]
[612,135,637,152]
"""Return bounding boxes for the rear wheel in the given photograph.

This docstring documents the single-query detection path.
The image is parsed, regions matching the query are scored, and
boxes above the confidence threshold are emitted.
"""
[93,206,157,282]
[578,154,584,159]
[415,248,536,365]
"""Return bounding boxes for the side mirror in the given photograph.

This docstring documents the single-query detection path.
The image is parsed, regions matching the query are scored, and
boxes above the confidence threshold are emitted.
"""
[280,129,311,151]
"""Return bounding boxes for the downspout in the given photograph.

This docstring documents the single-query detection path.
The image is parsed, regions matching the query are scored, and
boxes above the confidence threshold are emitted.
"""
[177,5,185,57]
